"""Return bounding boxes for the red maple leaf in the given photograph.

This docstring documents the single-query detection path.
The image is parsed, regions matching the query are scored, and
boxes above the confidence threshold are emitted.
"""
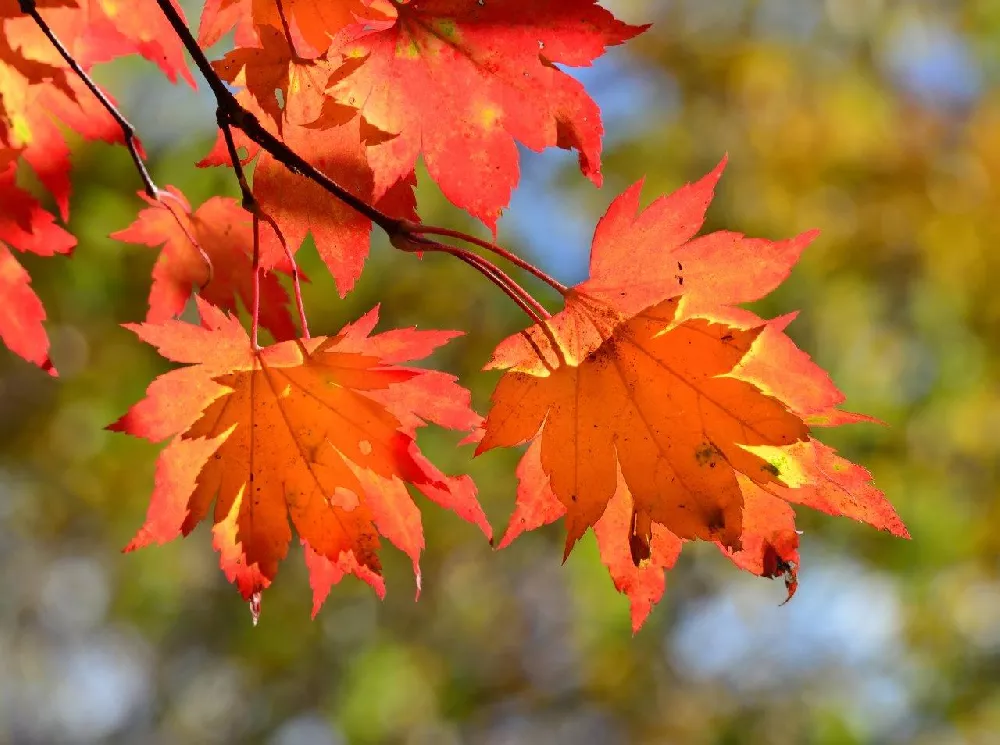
[110,186,299,341]
[197,73,417,296]
[47,0,195,85]
[198,0,395,55]
[0,0,72,20]
[479,159,908,630]
[327,0,646,229]
[110,299,491,615]
[0,164,75,373]
[0,25,119,218]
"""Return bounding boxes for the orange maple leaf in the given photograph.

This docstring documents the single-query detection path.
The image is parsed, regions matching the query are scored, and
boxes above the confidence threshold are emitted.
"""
[326,0,646,229]
[110,186,299,341]
[479,159,908,630]
[110,299,491,615]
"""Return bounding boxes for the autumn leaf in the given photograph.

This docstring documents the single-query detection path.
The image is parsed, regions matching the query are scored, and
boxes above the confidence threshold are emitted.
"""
[110,299,491,614]
[251,117,417,296]
[0,27,119,218]
[212,25,336,129]
[479,159,907,630]
[110,186,299,341]
[206,51,418,295]
[483,297,809,552]
[0,244,56,373]
[327,0,646,229]
[0,165,75,372]
[198,0,394,55]
[47,0,195,85]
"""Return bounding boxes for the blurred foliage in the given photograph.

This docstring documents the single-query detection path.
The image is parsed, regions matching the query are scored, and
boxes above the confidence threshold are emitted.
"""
[1,0,999,743]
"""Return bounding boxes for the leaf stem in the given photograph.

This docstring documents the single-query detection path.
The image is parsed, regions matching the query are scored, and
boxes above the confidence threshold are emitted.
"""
[406,224,569,296]
[151,0,566,324]
[251,214,262,349]
[399,236,550,326]
[152,0,405,235]
[157,190,215,287]
[273,0,305,62]
[19,0,158,198]
[270,224,311,339]
[218,112,310,340]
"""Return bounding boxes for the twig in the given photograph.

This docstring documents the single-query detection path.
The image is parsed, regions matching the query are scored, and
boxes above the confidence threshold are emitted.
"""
[153,0,404,235]
[19,0,158,197]
[151,0,566,326]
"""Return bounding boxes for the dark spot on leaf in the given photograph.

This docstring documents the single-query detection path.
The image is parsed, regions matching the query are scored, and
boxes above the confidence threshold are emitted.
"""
[705,507,726,533]
[629,508,652,566]
[761,462,780,477]
[695,443,717,465]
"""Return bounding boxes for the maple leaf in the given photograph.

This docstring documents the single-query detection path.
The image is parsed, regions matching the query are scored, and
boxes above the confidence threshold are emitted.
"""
[484,297,810,551]
[479,159,908,630]
[212,26,335,129]
[251,117,417,295]
[110,299,491,613]
[326,0,646,229]
[0,165,75,372]
[46,0,195,85]
[198,0,394,55]
[0,0,73,21]
[110,186,299,341]
[0,23,119,218]
[0,243,53,372]
[197,89,417,296]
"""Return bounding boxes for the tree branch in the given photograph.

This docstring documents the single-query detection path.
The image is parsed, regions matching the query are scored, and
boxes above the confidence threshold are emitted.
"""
[151,0,564,325]
[153,0,405,235]
[19,0,158,198]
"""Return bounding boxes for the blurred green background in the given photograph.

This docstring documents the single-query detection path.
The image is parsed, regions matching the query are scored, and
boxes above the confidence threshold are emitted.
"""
[2,0,999,743]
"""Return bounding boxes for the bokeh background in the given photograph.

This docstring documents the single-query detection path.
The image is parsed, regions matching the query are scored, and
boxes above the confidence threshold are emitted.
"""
[2,0,999,742]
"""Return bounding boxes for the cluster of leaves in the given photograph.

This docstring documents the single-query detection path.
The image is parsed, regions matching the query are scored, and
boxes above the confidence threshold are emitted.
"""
[0,0,907,630]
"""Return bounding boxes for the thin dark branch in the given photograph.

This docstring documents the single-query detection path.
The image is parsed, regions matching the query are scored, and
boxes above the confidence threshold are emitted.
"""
[151,0,565,325]
[152,0,405,235]
[19,0,158,197]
